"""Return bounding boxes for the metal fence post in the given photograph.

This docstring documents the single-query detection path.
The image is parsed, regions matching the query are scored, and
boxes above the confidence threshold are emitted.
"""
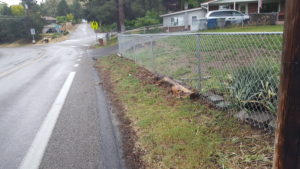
[118,34,122,55]
[150,36,156,73]
[133,39,136,62]
[196,34,202,92]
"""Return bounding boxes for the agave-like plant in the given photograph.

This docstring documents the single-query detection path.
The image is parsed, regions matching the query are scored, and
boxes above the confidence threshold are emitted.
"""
[228,64,279,114]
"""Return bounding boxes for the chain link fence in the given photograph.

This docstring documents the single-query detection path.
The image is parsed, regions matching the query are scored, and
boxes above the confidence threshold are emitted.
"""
[118,32,283,132]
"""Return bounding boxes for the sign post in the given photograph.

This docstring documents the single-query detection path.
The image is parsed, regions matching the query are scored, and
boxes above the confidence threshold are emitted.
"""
[30,28,36,44]
[90,21,99,41]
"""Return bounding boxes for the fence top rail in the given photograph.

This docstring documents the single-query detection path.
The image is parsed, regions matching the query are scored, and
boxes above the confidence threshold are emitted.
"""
[118,32,283,37]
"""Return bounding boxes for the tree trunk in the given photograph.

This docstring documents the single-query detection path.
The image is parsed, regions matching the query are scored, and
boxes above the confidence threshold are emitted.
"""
[118,0,125,32]
[273,0,300,168]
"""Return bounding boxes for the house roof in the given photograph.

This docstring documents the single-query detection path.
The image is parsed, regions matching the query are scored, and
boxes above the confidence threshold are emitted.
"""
[201,0,258,5]
[160,7,206,17]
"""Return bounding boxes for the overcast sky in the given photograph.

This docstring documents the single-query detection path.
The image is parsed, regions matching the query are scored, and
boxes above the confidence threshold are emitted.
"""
[0,0,44,6]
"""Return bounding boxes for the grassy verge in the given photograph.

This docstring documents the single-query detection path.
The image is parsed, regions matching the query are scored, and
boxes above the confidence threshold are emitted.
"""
[202,25,283,32]
[97,54,274,169]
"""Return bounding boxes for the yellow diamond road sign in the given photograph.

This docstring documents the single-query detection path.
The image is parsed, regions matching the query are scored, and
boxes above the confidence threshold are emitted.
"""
[91,21,99,30]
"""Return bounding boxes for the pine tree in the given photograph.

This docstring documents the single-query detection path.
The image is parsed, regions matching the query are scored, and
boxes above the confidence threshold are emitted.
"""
[57,0,70,16]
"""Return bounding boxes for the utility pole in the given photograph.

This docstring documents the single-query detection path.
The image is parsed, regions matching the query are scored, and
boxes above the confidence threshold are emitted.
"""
[118,0,125,32]
[273,0,300,168]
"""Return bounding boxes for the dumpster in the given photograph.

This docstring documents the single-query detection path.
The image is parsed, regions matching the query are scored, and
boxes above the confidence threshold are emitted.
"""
[207,19,217,29]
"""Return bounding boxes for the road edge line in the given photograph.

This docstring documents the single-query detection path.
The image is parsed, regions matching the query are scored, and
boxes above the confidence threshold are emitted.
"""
[18,71,76,169]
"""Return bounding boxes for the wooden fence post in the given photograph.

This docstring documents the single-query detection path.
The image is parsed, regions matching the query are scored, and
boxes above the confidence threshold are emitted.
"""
[273,0,300,168]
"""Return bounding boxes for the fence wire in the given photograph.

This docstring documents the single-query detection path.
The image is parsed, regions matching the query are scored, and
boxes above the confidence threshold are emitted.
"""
[118,32,283,132]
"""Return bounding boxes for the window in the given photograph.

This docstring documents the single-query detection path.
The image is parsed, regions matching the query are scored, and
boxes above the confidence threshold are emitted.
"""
[170,17,184,26]
[260,3,279,13]
[210,11,222,17]
[233,11,243,16]
[222,11,233,16]
[219,5,231,10]
[239,5,246,14]
[192,16,198,25]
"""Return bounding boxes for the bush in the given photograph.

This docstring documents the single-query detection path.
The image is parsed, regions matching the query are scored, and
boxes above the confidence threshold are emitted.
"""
[66,13,74,22]
[56,16,68,24]
[0,14,45,43]
[125,11,161,30]
[134,11,161,28]
[228,62,280,114]
[101,23,117,32]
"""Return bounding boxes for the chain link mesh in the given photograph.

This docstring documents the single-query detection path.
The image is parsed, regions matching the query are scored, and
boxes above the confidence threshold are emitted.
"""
[118,32,283,132]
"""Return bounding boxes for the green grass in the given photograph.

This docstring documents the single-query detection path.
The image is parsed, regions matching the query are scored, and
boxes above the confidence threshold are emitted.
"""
[202,25,283,32]
[97,55,274,169]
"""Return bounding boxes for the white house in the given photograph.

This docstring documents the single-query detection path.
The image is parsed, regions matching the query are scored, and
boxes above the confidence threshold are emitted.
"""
[160,7,207,32]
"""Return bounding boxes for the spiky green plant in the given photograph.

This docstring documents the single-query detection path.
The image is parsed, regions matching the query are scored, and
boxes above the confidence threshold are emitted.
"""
[228,63,280,114]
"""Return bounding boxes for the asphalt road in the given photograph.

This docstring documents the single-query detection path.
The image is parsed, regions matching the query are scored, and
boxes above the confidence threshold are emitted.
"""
[0,23,122,169]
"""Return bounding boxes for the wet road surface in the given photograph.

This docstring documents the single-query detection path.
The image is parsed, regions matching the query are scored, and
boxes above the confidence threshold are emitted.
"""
[0,23,122,169]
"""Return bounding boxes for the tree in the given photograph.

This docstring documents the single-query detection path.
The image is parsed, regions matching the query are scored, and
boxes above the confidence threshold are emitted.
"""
[70,0,83,21]
[40,0,59,16]
[84,0,118,24]
[57,0,70,16]
[0,3,11,16]
[22,0,36,9]
[10,5,25,16]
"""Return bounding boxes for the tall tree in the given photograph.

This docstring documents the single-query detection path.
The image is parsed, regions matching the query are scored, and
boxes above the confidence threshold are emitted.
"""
[70,0,83,20]
[40,0,59,16]
[83,0,118,24]
[57,0,70,16]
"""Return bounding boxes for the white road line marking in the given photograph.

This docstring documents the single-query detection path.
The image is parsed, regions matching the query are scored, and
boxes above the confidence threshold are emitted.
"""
[18,72,76,169]
[74,64,79,67]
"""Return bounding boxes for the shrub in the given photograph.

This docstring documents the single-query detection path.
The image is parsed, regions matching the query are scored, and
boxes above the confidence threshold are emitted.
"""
[125,11,161,30]
[0,14,45,43]
[134,11,161,28]
[228,62,280,114]
[56,16,68,24]
[66,13,74,22]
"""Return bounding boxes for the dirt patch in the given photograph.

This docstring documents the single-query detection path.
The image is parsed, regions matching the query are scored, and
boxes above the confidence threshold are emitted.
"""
[96,62,146,169]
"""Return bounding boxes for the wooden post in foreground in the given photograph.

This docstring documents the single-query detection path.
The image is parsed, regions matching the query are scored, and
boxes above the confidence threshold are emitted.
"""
[273,0,300,168]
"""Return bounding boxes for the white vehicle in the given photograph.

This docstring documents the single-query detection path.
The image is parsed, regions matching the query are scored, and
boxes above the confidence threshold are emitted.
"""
[206,10,250,25]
